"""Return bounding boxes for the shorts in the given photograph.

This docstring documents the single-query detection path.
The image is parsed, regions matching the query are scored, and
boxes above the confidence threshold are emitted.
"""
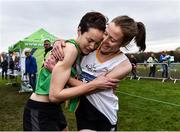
[23,99,67,131]
[75,96,117,131]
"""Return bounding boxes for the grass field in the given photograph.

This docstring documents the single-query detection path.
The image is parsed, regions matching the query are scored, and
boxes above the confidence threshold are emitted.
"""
[0,78,180,131]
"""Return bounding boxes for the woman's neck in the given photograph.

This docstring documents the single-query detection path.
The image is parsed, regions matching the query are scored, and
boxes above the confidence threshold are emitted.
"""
[74,38,80,45]
[96,49,121,63]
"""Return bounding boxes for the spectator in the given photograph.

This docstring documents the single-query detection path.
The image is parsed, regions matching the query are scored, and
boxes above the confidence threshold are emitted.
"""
[38,40,53,68]
[9,53,15,74]
[43,39,52,61]
[159,52,169,78]
[147,53,158,77]
[130,55,137,79]
[24,49,37,91]
[169,55,174,64]
[1,56,8,80]
[14,56,20,71]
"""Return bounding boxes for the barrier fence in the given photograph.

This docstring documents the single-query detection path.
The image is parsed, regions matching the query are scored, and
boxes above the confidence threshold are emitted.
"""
[1,63,179,92]
[130,63,180,83]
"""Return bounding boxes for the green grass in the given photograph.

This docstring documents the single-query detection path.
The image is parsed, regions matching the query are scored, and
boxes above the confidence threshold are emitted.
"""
[0,78,180,130]
[118,79,180,131]
[0,79,30,130]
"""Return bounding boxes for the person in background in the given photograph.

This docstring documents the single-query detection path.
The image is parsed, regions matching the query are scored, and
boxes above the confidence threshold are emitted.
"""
[14,56,20,71]
[169,55,174,63]
[159,52,169,78]
[1,56,8,80]
[9,52,15,74]
[130,54,137,79]
[147,53,158,77]
[24,49,37,91]
[43,39,53,61]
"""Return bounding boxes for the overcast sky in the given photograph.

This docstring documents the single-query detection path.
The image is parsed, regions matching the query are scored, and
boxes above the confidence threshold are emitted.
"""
[0,0,180,53]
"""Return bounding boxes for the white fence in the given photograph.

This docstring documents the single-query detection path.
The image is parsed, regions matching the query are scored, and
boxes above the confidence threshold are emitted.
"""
[130,63,180,83]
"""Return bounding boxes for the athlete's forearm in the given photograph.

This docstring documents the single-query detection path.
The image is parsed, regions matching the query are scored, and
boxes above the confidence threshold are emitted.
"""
[67,77,84,87]
[50,74,119,103]
[50,81,96,103]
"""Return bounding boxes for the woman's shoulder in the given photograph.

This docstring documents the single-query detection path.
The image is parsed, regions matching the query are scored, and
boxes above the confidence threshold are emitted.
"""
[64,42,78,53]
[60,42,79,62]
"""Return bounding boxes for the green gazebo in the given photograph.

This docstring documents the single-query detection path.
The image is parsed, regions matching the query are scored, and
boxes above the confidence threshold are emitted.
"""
[9,28,58,71]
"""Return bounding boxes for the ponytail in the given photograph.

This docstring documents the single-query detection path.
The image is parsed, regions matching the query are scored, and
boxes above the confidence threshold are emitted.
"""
[135,22,146,51]
[112,16,146,52]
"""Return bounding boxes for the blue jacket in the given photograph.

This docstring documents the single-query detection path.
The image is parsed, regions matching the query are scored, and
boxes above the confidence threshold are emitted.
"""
[159,55,166,63]
[159,54,170,63]
[25,55,37,74]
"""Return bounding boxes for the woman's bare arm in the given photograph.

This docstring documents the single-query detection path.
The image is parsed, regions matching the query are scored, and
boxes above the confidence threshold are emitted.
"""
[106,59,132,80]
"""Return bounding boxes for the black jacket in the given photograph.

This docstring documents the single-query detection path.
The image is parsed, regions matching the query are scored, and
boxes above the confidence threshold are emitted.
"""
[1,60,8,70]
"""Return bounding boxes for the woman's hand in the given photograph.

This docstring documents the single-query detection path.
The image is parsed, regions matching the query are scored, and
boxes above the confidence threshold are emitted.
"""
[52,39,66,61]
[44,39,66,72]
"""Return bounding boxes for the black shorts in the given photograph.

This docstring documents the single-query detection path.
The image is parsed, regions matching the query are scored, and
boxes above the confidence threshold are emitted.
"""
[23,99,67,131]
[75,96,117,131]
